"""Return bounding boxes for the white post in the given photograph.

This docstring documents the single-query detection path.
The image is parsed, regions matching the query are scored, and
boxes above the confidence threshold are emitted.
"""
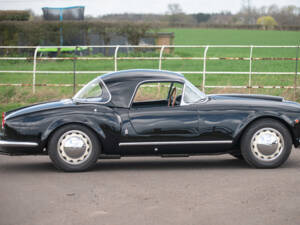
[33,46,39,94]
[249,46,253,93]
[159,46,165,70]
[202,46,209,92]
[114,45,120,72]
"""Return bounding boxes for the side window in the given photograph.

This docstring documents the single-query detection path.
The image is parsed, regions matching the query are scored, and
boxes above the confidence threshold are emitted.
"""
[133,82,171,102]
[132,82,184,108]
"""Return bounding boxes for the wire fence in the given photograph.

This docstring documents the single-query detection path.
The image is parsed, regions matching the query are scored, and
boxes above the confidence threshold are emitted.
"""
[0,45,299,96]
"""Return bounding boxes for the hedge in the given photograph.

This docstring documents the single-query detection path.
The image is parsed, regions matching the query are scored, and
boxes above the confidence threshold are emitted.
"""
[0,10,31,21]
[0,21,157,46]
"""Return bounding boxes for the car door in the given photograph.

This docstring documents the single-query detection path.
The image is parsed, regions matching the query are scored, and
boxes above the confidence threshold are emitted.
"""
[120,81,202,155]
[129,103,200,139]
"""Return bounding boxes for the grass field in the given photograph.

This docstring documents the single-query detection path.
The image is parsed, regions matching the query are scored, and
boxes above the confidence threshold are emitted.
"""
[0,28,299,112]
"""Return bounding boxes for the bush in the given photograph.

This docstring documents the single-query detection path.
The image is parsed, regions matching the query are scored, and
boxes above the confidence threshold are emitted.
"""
[0,10,31,21]
[257,16,278,30]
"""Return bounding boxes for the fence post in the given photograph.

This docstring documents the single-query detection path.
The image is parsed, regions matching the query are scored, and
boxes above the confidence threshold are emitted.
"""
[202,46,209,92]
[73,46,78,95]
[159,45,165,70]
[32,46,39,94]
[294,45,299,101]
[114,45,120,72]
[249,46,253,94]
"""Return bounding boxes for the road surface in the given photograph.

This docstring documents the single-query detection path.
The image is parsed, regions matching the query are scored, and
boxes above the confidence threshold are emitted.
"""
[1,150,300,225]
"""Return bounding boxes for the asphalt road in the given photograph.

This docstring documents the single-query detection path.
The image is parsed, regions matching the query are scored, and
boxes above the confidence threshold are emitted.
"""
[0,150,300,225]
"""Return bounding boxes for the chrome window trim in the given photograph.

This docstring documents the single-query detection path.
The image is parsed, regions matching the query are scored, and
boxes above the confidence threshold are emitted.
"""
[0,140,38,147]
[119,140,233,146]
[180,82,186,106]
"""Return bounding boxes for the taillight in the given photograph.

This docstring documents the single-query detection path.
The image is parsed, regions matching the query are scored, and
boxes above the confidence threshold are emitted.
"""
[1,112,5,129]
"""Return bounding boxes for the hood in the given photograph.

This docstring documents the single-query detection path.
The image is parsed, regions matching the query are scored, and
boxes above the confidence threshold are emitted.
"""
[208,94,284,102]
[5,99,74,120]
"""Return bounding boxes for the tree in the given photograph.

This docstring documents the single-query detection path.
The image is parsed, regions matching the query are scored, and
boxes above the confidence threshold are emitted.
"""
[241,0,251,11]
[257,16,278,29]
[166,3,183,15]
[192,13,211,23]
[267,4,279,15]
[275,5,300,26]
[166,3,185,26]
[240,0,253,24]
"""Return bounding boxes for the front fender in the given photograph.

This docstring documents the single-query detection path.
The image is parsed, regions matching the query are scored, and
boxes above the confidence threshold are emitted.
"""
[233,112,297,145]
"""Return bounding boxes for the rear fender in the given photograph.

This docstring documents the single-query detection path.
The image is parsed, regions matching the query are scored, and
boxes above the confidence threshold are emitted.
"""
[40,116,116,152]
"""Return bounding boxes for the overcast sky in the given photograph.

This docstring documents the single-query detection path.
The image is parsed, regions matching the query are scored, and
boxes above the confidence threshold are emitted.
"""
[1,0,299,16]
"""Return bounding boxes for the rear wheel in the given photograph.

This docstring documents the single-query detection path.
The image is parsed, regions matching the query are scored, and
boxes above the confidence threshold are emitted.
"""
[48,124,101,172]
[241,119,292,168]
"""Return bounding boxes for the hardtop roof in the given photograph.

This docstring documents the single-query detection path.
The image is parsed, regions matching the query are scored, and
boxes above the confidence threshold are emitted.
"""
[101,69,186,108]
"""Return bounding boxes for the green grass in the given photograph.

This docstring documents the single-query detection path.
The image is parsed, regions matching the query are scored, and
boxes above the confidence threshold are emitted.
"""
[0,28,300,112]
[164,28,299,45]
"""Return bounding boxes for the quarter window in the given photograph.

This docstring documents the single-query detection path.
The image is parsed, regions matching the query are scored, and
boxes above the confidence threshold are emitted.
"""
[182,80,206,104]
[73,77,111,103]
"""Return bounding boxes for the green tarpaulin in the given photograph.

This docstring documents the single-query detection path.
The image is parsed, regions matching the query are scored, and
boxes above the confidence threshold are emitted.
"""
[37,47,89,53]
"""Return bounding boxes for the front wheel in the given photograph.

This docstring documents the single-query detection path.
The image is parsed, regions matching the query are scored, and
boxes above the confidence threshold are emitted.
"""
[48,124,101,172]
[230,152,244,160]
[241,119,292,168]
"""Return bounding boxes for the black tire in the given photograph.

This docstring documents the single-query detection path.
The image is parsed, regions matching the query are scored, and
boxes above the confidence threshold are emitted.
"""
[48,124,101,172]
[230,152,244,160]
[241,119,292,168]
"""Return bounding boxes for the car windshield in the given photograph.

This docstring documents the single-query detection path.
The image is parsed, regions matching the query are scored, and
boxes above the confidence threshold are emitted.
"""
[182,80,206,104]
[73,77,111,103]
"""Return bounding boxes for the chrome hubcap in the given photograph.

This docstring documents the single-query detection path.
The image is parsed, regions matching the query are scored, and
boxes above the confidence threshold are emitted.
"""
[57,130,92,165]
[251,128,284,161]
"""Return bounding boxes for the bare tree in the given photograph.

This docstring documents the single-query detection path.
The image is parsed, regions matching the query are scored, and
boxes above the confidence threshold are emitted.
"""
[166,3,183,15]
[274,5,300,26]
[241,0,251,10]
[166,3,191,26]
[241,0,255,24]
[267,4,279,15]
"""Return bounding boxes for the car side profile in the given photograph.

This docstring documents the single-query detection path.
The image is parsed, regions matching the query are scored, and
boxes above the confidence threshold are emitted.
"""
[1,69,300,171]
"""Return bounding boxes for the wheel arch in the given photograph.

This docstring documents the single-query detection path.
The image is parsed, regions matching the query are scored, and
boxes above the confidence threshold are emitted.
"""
[41,120,105,151]
[234,115,296,148]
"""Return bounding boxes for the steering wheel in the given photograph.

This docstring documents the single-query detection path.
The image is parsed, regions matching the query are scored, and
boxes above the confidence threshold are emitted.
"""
[168,87,177,107]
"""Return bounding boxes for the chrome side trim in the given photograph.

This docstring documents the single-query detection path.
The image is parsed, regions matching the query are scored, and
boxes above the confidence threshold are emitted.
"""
[119,140,232,146]
[0,140,38,147]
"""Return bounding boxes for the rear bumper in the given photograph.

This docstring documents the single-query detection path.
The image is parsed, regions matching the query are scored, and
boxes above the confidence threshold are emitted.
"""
[0,140,38,148]
[0,133,40,155]
[294,137,300,148]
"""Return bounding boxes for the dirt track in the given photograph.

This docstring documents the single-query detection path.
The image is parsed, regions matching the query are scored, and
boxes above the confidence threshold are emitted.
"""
[0,150,300,225]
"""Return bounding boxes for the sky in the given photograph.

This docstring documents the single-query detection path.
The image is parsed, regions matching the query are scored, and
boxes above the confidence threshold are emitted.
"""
[0,0,299,16]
